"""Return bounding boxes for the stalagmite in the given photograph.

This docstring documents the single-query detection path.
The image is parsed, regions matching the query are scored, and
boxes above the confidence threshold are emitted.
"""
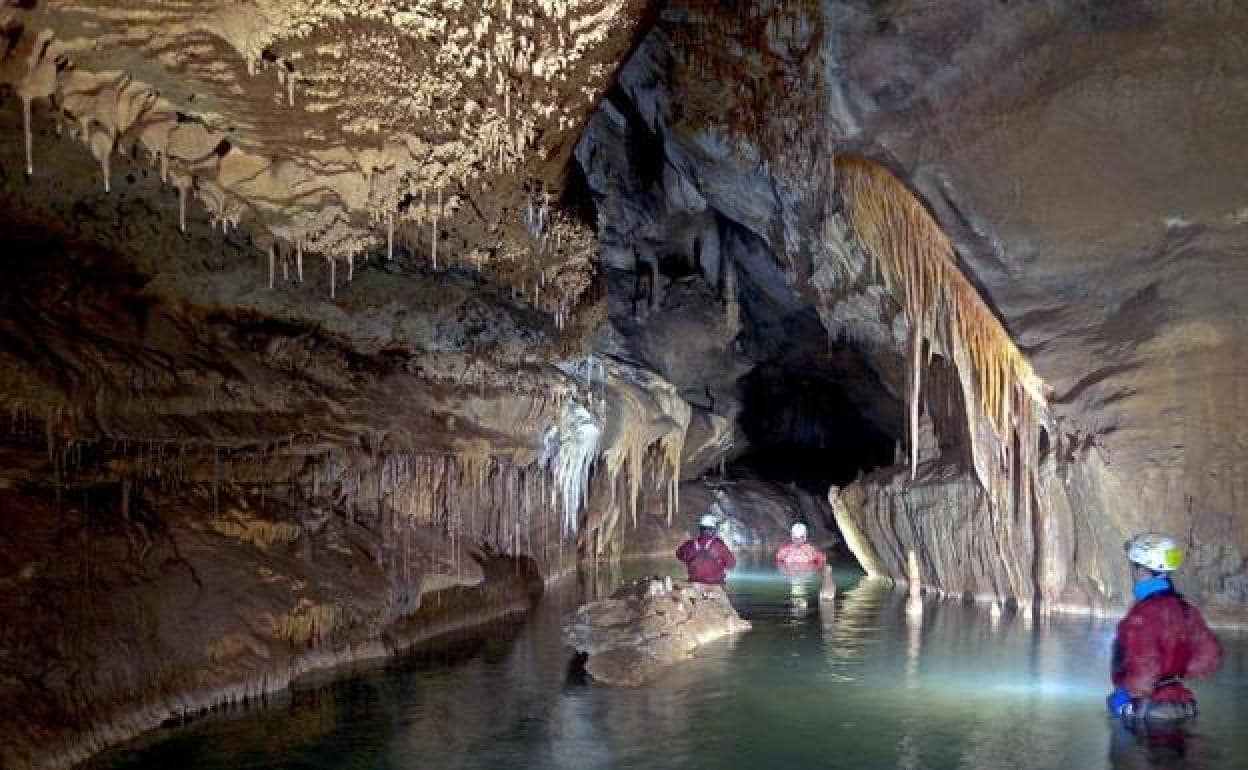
[329,257,336,299]
[387,213,394,260]
[905,549,923,618]
[907,549,922,601]
[819,565,837,603]
[296,240,304,282]
[268,245,276,289]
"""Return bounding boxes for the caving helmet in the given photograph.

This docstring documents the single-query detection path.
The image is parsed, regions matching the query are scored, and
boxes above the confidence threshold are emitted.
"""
[698,513,718,531]
[1125,532,1184,573]
[790,522,808,541]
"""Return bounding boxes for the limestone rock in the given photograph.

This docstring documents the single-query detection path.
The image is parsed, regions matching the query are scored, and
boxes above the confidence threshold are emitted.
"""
[563,577,750,686]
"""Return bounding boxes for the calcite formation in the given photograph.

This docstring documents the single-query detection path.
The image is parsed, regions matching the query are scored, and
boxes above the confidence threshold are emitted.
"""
[0,0,644,319]
[580,0,1248,622]
[563,576,751,686]
[6,0,1248,767]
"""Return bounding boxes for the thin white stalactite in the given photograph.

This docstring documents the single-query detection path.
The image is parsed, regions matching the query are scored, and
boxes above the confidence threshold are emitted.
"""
[22,97,33,176]
[432,187,441,270]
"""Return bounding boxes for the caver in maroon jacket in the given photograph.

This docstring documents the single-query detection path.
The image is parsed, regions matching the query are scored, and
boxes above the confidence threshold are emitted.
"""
[1112,588,1223,704]
[676,534,736,585]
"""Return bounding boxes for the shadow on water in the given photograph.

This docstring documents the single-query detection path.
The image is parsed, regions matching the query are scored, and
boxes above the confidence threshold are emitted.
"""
[90,555,1248,770]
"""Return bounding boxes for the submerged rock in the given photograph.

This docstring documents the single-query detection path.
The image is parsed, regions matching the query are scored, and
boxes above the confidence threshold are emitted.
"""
[563,577,750,687]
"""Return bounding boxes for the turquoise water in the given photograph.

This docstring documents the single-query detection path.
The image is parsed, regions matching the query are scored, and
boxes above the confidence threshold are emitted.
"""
[91,557,1248,770]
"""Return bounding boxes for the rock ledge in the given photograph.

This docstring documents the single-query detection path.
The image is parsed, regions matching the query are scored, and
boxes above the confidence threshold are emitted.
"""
[563,577,751,686]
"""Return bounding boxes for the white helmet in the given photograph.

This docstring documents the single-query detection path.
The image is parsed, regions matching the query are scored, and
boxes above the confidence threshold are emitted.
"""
[698,513,718,529]
[1125,533,1184,572]
[790,522,808,540]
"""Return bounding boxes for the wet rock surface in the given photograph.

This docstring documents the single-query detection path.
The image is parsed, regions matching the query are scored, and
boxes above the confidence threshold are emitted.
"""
[0,482,542,770]
[563,576,750,687]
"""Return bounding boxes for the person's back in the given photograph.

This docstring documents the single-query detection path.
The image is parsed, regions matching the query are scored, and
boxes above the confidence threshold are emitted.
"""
[1108,533,1223,725]
[677,515,735,585]
[1114,590,1222,705]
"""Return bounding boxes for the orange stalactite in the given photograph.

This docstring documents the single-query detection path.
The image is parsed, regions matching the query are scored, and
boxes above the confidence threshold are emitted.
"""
[836,156,1048,513]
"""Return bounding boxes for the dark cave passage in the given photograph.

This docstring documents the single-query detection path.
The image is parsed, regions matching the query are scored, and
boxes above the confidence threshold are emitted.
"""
[729,361,897,494]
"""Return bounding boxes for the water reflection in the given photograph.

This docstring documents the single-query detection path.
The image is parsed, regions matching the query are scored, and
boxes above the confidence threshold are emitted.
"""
[91,555,1248,770]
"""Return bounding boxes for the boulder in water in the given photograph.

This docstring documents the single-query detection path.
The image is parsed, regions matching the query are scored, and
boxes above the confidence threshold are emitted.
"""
[563,577,751,686]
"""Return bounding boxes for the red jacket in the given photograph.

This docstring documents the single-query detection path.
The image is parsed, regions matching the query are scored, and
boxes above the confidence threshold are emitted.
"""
[775,542,826,568]
[1112,591,1222,703]
[676,535,736,584]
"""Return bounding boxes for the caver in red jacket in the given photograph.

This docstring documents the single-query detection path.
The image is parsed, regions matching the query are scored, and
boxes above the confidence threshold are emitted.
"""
[676,534,736,584]
[775,542,826,569]
[1112,587,1222,704]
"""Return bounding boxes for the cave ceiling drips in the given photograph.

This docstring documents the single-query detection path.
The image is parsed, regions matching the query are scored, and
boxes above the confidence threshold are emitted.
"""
[0,0,647,321]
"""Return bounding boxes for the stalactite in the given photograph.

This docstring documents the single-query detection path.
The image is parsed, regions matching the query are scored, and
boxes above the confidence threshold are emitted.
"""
[177,180,189,233]
[908,329,922,480]
[22,96,33,176]
[432,187,441,270]
[837,156,1049,510]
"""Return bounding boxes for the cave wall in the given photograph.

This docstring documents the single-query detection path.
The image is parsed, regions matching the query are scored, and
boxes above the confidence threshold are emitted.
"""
[4,1,1248,767]
[0,4,724,767]
[583,1,1248,622]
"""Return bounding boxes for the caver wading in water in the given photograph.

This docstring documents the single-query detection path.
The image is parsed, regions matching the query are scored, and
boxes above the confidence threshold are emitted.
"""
[676,514,736,585]
[774,522,826,569]
[1106,533,1223,727]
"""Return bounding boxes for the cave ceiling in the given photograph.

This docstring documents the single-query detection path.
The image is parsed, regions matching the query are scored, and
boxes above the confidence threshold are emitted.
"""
[0,0,648,318]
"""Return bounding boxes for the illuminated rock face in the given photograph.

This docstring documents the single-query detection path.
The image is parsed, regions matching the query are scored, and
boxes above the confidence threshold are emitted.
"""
[583,1,1248,622]
[3,0,1248,766]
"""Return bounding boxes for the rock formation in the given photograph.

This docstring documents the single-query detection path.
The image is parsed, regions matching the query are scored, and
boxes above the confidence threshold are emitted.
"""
[563,575,750,686]
[580,0,1248,623]
[3,0,1248,767]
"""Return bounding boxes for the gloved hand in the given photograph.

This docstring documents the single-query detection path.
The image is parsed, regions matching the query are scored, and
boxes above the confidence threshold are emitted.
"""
[1106,687,1132,717]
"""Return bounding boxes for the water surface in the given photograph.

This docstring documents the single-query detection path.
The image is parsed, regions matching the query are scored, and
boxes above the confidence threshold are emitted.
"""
[92,557,1248,770]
